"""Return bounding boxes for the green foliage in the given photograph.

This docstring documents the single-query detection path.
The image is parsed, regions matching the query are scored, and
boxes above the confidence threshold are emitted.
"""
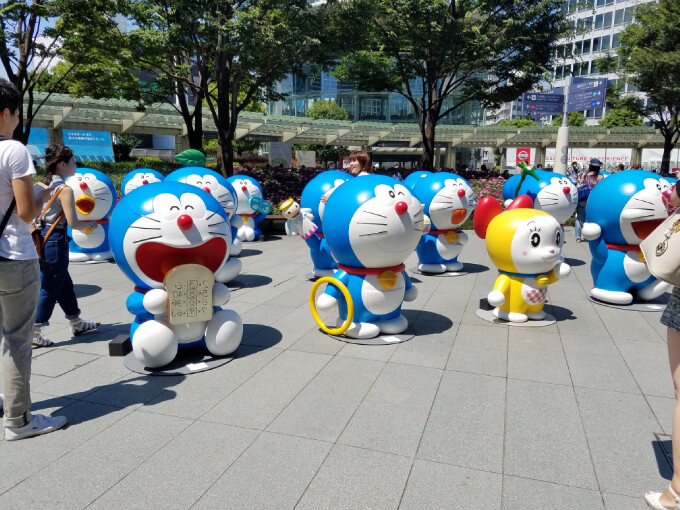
[552,112,586,127]
[599,107,643,128]
[594,0,680,171]
[329,0,568,170]
[175,149,208,167]
[112,133,141,162]
[499,119,537,128]
[305,100,349,121]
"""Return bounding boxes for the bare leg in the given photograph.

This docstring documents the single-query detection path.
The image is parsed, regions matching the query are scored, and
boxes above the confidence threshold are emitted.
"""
[659,327,680,507]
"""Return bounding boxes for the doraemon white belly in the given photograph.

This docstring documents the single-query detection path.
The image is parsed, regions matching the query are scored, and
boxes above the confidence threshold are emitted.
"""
[623,252,651,283]
[435,232,464,260]
[71,224,105,249]
[520,279,548,306]
[361,273,406,315]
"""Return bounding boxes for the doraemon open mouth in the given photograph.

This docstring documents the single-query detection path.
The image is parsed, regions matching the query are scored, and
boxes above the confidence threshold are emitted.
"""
[75,195,95,215]
[632,218,665,240]
[135,237,227,284]
[451,209,467,225]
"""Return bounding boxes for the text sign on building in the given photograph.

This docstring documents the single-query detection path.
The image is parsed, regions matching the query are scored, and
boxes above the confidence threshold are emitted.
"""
[568,78,609,93]
[522,93,564,104]
[526,102,564,114]
[567,98,605,112]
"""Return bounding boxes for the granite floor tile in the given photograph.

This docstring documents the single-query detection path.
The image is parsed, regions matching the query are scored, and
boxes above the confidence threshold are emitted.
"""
[507,328,572,386]
[289,329,346,356]
[29,349,99,378]
[646,395,675,436]
[602,492,649,509]
[339,362,442,457]
[389,322,458,370]
[337,342,399,362]
[502,475,604,510]
[596,306,665,343]
[296,444,411,510]
[83,372,185,409]
[417,371,505,473]
[33,356,129,400]
[615,338,674,398]
[447,322,508,377]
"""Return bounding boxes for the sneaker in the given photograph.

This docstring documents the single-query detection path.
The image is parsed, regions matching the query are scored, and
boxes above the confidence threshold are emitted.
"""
[575,238,583,243]
[5,413,67,441]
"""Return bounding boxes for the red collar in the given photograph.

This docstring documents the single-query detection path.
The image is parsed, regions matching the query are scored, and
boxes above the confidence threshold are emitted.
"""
[429,228,460,235]
[316,232,325,238]
[134,286,149,294]
[240,213,258,218]
[337,263,405,275]
[606,243,640,251]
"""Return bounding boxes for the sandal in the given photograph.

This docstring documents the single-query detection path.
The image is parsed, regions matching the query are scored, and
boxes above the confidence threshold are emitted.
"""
[646,485,680,509]
[70,318,100,336]
[32,328,53,348]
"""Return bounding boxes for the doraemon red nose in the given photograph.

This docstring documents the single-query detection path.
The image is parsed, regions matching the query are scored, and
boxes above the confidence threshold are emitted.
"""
[142,179,149,185]
[563,186,571,195]
[177,214,193,230]
[241,186,247,192]
[79,182,88,190]
[395,201,408,215]
[203,187,211,194]
[457,189,466,197]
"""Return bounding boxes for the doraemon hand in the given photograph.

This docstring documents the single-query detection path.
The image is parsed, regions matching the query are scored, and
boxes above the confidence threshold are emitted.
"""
[411,172,476,273]
[65,168,117,262]
[300,170,353,277]
[315,175,423,339]
[582,170,674,304]
[121,168,164,196]
[109,182,243,368]
[166,167,243,275]
[474,197,570,323]
[502,170,577,224]
[226,174,266,242]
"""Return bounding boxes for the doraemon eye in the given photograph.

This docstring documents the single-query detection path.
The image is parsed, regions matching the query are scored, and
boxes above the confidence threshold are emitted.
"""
[374,184,399,203]
[394,184,410,198]
[659,179,673,192]
[530,232,541,247]
[180,193,207,218]
[202,175,219,190]
[153,193,183,221]
[555,230,562,246]
[642,178,664,194]
[83,173,96,182]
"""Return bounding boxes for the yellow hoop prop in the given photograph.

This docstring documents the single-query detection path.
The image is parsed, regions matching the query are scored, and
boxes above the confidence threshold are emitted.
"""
[309,277,354,335]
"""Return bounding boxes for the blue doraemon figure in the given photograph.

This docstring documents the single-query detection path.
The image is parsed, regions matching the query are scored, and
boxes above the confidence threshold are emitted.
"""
[502,169,577,224]
[65,168,117,262]
[165,167,242,280]
[109,181,243,368]
[316,175,423,339]
[226,175,268,242]
[403,170,431,191]
[582,170,674,305]
[300,170,353,277]
[120,168,164,197]
[411,172,476,273]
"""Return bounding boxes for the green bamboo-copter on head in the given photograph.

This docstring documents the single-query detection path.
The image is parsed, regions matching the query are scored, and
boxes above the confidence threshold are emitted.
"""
[514,161,540,198]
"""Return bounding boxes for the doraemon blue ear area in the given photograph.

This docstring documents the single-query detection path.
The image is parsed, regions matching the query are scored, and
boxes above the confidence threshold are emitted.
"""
[474,197,504,239]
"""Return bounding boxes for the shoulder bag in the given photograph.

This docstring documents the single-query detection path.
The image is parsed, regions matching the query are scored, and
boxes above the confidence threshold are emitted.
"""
[30,184,66,259]
[640,210,680,286]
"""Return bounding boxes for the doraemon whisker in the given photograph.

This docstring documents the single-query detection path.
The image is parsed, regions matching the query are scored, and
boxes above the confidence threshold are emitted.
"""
[364,210,387,219]
[206,211,219,220]
[631,198,655,206]
[208,220,227,227]
[208,232,228,236]
[217,193,228,198]
[132,235,163,243]
[542,191,559,197]
[358,231,388,237]
[134,212,160,222]
[129,225,161,230]
[357,222,388,226]
[436,193,454,199]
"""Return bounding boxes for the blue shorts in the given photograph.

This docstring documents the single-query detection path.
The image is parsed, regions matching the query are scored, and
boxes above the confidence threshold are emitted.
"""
[661,286,680,332]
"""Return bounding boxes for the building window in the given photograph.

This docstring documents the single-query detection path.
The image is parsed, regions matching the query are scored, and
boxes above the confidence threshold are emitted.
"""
[574,41,582,55]
[612,33,621,47]
[594,13,603,29]
[592,37,601,52]
[603,11,612,28]
[582,39,591,54]
[614,9,624,25]
[596,0,605,5]
[601,34,611,50]
[624,7,634,23]
[590,59,599,74]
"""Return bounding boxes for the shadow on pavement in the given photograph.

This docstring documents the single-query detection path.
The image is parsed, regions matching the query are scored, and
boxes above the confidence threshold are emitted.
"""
[73,284,102,298]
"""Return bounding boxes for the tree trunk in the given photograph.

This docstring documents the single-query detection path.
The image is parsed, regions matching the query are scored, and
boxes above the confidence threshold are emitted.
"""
[420,114,437,171]
[661,133,674,174]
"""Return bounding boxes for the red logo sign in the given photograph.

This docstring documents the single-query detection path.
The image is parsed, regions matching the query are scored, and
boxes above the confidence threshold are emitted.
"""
[516,148,530,165]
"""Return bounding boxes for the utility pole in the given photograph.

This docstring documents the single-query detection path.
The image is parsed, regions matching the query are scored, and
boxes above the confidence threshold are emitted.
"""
[553,76,570,175]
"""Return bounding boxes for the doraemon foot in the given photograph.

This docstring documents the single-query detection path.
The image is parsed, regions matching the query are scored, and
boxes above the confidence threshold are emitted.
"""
[231,237,243,257]
[91,251,113,262]
[132,320,179,368]
[494,309,528,323]
[337,319,380,339]
[591,288,633,305]
[237,226,255,242]
[527,310,546,321]
[69,252,91,263]
[418,263,446,274]
[313,268,336,278]
[215,258,242,283]
[205,309,243,356]
[379,315,408,334]
[444,261,464,272]
[638,279,673,301]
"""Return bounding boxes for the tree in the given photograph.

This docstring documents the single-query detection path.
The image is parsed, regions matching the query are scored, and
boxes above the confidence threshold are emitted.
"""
[500,119,537,128]
[331,0,568,171]
[305,100,349,121]
[0,0,125,142]
[594,0,680,172]
[599,107,643,128]
[124,0,338,176]
[552,112,586,127]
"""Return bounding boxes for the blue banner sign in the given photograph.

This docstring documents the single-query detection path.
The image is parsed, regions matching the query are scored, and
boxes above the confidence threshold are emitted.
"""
[569,88,607,103]
[62,130,115,162]
[526,102,564,114]
[567,98,605,112]
[568,78,609,93]
[522,93,564,104]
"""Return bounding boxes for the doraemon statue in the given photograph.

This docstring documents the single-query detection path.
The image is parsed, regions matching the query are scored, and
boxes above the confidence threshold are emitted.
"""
[66,168,117,262]
[316,175,423,339]
[300,170,353,277]
[120,168,164,196]
[582,170,674,305]
[165,167,242,281]
[226,175,267,242]
[411,172,476,273]
[502,169,577,224]
[403,170,431,191]
[474,196,571,323]
[109,181,243,368]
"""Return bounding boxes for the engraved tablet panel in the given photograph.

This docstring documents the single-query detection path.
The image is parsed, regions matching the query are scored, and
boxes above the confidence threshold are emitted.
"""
[164,264,214,325]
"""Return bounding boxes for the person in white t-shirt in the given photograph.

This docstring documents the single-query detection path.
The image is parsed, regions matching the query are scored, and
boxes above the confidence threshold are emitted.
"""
[0,79,67,440]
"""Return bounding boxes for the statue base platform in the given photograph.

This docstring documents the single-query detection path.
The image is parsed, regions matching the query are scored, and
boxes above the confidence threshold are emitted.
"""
[329,331,414,345]
[588,294,668,312]
[475,309,556,327]
[123,347,234,376]
[410,267,468,277]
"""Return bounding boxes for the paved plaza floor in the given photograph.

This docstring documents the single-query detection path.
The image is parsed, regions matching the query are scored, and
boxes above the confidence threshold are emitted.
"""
[0,227,673,509]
